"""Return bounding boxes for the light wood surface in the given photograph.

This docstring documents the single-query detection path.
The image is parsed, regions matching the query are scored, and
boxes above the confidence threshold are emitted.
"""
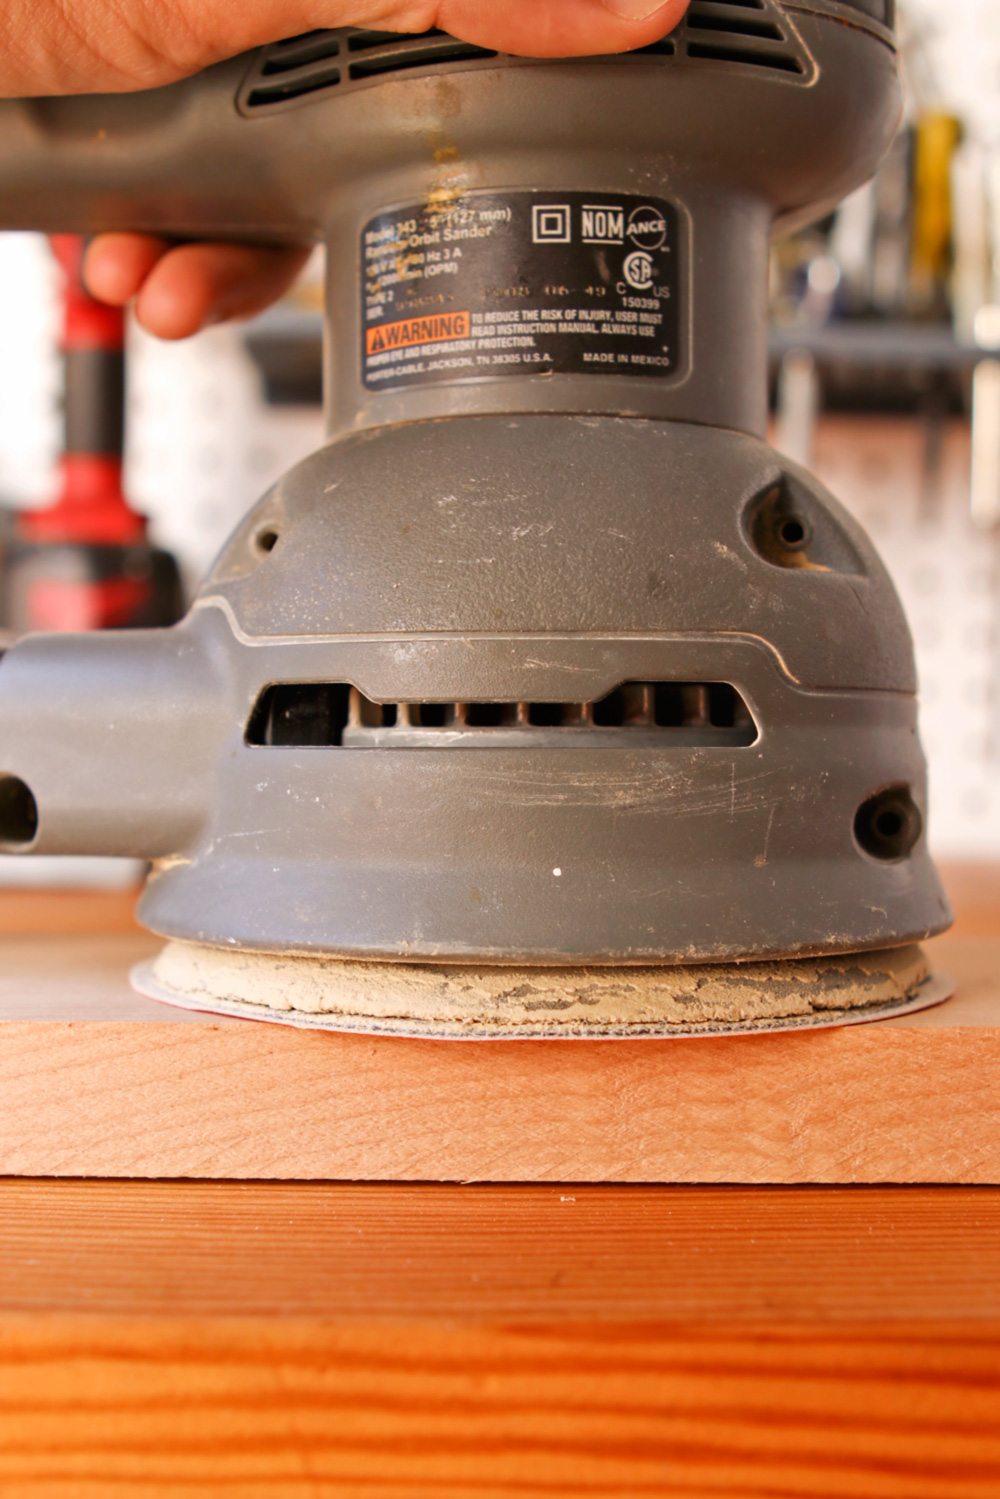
[0,924,994,1181]
[0,1180,998,1498]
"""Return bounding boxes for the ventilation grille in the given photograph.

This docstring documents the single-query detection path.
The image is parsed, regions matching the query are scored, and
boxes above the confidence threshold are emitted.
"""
[239,10,810,114]
[241,28,496,111]
[681,1,805,74]
[247,681,758,749]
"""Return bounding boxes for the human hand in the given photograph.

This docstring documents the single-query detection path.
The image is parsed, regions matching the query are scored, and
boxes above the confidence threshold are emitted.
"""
[3,0,689,337]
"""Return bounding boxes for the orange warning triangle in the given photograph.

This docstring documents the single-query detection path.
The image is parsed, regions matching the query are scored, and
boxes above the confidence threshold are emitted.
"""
[370,329,386,353]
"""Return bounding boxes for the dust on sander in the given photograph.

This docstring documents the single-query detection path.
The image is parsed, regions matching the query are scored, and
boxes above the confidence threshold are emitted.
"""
[143,940,934,1038]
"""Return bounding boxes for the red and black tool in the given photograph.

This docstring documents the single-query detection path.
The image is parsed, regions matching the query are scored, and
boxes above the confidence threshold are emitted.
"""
[0,235,183,633]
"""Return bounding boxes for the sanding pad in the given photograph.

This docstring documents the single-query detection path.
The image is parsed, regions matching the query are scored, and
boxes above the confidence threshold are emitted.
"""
[132,941,953,1039]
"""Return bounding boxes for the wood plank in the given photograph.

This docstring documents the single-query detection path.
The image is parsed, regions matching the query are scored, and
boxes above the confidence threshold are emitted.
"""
[0,868,996,1182]
[0,928,993,1181]
[0,1180,997,1323]
[0,1183,998,1497]
[0,886,142,937]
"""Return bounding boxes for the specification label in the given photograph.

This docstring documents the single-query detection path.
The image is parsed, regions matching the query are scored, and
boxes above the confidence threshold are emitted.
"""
[361,190,681,391]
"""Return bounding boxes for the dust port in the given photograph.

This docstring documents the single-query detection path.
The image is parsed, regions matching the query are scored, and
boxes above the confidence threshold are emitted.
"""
[253,526,280,557]
[854,787,922,862]
[0,775,38,848]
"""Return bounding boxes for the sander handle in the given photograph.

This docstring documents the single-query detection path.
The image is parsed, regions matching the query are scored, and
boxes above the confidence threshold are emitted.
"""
[0,56,320,241]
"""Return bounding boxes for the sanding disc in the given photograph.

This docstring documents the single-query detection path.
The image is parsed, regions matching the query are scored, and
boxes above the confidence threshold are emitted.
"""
[132,941,952,1039]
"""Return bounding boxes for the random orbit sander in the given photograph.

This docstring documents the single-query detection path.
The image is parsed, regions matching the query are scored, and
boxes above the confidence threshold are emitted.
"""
[0,0,954,1036]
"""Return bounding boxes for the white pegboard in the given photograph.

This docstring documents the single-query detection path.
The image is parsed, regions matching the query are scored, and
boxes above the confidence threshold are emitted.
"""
[810,415,1000,858]
[125,323,323,589]
[0,235,999,867]
[0,233,324,586]
[900,0,1000,143]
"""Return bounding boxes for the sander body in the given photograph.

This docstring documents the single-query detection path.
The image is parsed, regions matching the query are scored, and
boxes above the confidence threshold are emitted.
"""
[0,0,954,1034]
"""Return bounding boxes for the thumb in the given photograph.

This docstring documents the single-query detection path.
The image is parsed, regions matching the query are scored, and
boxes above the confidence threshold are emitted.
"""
[432,1,691,57]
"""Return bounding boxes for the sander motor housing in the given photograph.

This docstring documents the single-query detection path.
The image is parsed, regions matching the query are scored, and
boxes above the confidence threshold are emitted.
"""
[0,0,952,977]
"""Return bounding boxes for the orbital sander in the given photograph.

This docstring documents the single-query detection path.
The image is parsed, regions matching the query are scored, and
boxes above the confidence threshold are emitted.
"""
[0,0,954,1036]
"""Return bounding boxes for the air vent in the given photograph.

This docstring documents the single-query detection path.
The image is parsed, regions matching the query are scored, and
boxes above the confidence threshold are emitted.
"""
[239,12,812,115]
[246,682,758,749]
[633,39,677,56]
[682,1,806,74]
[687,12,783,39]
[260,32,340,72]
[240,28,496,113]
[347,40,497,81]
[244,32,341,108]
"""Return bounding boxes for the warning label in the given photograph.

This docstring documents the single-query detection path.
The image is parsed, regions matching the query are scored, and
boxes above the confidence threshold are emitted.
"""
[361,190,681,392]
[366,311,470,356]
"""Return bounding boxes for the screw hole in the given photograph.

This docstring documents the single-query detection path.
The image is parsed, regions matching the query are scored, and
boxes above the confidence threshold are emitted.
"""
[0,775,38,849]
[854,787,921,862]
[874,809,903,839]
[776,516,808,549]
[254,528,280,556]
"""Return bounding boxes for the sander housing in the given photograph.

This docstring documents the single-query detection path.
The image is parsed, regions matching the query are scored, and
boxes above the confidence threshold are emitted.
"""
[0,0,954,1033]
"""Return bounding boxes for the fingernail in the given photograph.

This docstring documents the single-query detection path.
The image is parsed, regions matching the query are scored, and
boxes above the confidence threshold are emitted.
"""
[602,0,675,18]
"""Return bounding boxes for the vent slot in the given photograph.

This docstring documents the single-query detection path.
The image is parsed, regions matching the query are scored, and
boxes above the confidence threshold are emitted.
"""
[348,41,497,81]
[246,63,341,107]
[247,682,758,749]
[260,33,340,73]
[685,40,802,72]
[686,13,784,39]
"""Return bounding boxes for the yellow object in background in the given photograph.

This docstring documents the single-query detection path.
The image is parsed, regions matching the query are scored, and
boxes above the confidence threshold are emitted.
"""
[910,111,963,316]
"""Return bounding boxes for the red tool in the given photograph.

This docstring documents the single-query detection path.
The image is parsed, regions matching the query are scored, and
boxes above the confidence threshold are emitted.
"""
[1,236,182,632]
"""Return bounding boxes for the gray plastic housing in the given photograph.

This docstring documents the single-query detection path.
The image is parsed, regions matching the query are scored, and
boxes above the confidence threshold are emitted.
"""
[0,1,953,961]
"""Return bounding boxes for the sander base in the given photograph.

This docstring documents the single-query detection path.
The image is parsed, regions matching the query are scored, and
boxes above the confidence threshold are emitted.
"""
[132,942,952,1039]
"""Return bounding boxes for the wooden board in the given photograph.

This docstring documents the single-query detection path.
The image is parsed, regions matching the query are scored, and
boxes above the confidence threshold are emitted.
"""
[0,921,998,1181]
[3,887,1000,1491]
[0,1181,998,1497]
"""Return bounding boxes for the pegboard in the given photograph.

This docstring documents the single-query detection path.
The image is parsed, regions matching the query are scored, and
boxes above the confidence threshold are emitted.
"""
[0,232,324,589]
[809,414,1000,859]
[0,233,996,873]
[901,0,1000,144]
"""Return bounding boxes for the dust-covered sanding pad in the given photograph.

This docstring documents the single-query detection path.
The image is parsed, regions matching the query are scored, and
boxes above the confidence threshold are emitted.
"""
[132,941,952,1038]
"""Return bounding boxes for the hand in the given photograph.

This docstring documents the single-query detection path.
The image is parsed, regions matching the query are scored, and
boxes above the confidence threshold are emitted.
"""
[2,0,690,337]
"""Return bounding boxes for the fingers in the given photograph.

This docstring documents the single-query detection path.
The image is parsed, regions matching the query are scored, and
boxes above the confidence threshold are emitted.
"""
[2,0,690,95]
[82,234,173,305]
[83,235,312,339]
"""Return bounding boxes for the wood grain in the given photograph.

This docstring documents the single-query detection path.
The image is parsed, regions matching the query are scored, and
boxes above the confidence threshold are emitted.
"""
[0,1183,998,1497]
[1,1180,998,1323]
[0,927,994,1181]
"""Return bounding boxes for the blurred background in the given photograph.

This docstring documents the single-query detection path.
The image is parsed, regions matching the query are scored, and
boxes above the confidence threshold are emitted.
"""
[0,0,998,885]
